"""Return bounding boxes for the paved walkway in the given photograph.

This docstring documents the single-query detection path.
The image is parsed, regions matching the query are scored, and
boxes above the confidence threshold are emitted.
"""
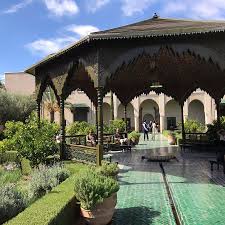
[111,134,225,225]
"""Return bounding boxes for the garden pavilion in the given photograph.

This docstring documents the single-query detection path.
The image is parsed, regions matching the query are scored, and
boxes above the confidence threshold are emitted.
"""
[25,14,225,165]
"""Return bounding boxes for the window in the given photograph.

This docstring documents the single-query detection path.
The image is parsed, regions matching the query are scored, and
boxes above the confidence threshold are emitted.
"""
[167,117,176,130]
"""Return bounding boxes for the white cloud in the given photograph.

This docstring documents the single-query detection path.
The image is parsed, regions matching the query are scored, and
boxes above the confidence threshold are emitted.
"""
[42,0,79,16]
[121,0,155,16]
[26,25,99,56]
[26,36,78,56]
[67,25,99,37]
[2,0,33,14]
[161,0,225,20]
[87,0,110,13]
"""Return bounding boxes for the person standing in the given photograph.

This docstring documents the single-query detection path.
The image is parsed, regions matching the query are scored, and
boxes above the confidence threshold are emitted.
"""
[142,120,149,141]
[152,121,157,141]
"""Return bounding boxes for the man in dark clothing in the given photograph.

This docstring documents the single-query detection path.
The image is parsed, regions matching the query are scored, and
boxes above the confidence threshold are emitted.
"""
[142,120,149,141]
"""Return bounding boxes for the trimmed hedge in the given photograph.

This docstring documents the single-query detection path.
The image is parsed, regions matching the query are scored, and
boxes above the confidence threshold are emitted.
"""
[5,176,79,225]
[0,151,18,164]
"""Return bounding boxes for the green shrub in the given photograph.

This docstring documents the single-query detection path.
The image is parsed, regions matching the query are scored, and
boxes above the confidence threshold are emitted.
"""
[0,150,18,164]
[20,158,32,176]
[162,130,170,137]
[29,164,70,198]
[66,121,96,136]
[5,176,79,225]
[97,161,119,177]
[0,184,27,224]
[2,115,59,165]
[108,119,126,133]
[183,119,205,133]
[206,117,225,140]
[74,168,119,210]
[128,131,140,141]
[0,169,22,186]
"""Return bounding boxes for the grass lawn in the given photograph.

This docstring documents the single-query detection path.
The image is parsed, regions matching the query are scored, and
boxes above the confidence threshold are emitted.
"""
[0,165,22,185]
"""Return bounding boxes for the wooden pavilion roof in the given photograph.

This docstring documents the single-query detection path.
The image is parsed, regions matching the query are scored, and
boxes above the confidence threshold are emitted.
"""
[25,16,225,75]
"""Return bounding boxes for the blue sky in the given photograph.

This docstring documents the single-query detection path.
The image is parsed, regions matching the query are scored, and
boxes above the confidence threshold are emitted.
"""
[1,0,225,81]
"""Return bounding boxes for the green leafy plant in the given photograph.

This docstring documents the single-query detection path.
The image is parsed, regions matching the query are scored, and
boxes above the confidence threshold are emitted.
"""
[108,119,126,133]
[66,121,96,135]
[128,131,140,145]
[206,117,225,141]
[74,169,119,210]
[183,119,205,133]
[97,161,119,177]
[0,184,27,224]
[0,168,22,186]
[2,114,59,165]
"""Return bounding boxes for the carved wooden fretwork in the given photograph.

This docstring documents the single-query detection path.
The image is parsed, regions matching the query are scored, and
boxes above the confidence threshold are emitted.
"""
[105,45,225,105]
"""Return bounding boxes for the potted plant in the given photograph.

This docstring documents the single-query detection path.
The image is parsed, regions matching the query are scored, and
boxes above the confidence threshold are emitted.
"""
[74,169,119,225]
[167,131,176,145]
[128,131,140,145]
[97,161,119,179]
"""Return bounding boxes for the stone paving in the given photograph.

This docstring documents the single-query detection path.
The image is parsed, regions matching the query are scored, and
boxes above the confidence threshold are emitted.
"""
[111,134,225,225]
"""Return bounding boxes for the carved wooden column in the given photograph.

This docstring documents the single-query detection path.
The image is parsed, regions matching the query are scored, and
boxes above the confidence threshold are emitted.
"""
[96,87,103,166]
[180,103,185,141]
[36,100,41,128]
[95,105,98,142]
[124,104,127,132]
[216,99,221,129]
[60,96,65,160]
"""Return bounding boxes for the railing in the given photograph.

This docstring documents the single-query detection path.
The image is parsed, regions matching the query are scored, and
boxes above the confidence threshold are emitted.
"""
[65,135,86,145]
[65,132,128,145]
[65,144,97,164]
[185,132,208,142]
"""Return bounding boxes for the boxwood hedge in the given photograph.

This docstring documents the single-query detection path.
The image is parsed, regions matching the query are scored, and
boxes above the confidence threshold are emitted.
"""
[5,176,79,225]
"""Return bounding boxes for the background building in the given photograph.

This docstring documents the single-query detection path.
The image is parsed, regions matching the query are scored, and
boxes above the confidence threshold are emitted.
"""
[5,72,218,131]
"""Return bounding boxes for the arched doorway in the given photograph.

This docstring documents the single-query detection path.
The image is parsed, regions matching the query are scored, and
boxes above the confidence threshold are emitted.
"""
[118,103,135,130]
[103,102,111,125]
[188,100,205,125]
[139,99,159,131]
[165,100,180,130]
[143,113,154,123]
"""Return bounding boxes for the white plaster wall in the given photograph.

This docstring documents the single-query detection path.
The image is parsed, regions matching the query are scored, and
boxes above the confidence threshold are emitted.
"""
[188,100,205,124]
[165,100,181,129]
[103,102,111,125]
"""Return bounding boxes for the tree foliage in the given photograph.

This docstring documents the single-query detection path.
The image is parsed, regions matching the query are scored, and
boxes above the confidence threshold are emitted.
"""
[0,90,36,125]
[1,114,59,165]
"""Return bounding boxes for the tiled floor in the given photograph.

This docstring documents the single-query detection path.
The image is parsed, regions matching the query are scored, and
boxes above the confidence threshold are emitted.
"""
[111,134,225,225]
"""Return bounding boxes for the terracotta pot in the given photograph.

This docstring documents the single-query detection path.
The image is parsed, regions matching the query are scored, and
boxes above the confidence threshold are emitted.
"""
[80,193,117,225]
[168,134,176,145]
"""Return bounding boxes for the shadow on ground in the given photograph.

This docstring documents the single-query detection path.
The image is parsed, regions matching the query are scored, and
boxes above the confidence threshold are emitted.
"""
[111,207,160,225]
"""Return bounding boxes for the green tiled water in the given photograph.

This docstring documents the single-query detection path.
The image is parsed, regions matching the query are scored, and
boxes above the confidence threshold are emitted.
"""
[112,170,176,225]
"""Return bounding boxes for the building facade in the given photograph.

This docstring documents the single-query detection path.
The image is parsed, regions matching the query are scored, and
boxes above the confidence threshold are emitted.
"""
[5,72,218,131]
